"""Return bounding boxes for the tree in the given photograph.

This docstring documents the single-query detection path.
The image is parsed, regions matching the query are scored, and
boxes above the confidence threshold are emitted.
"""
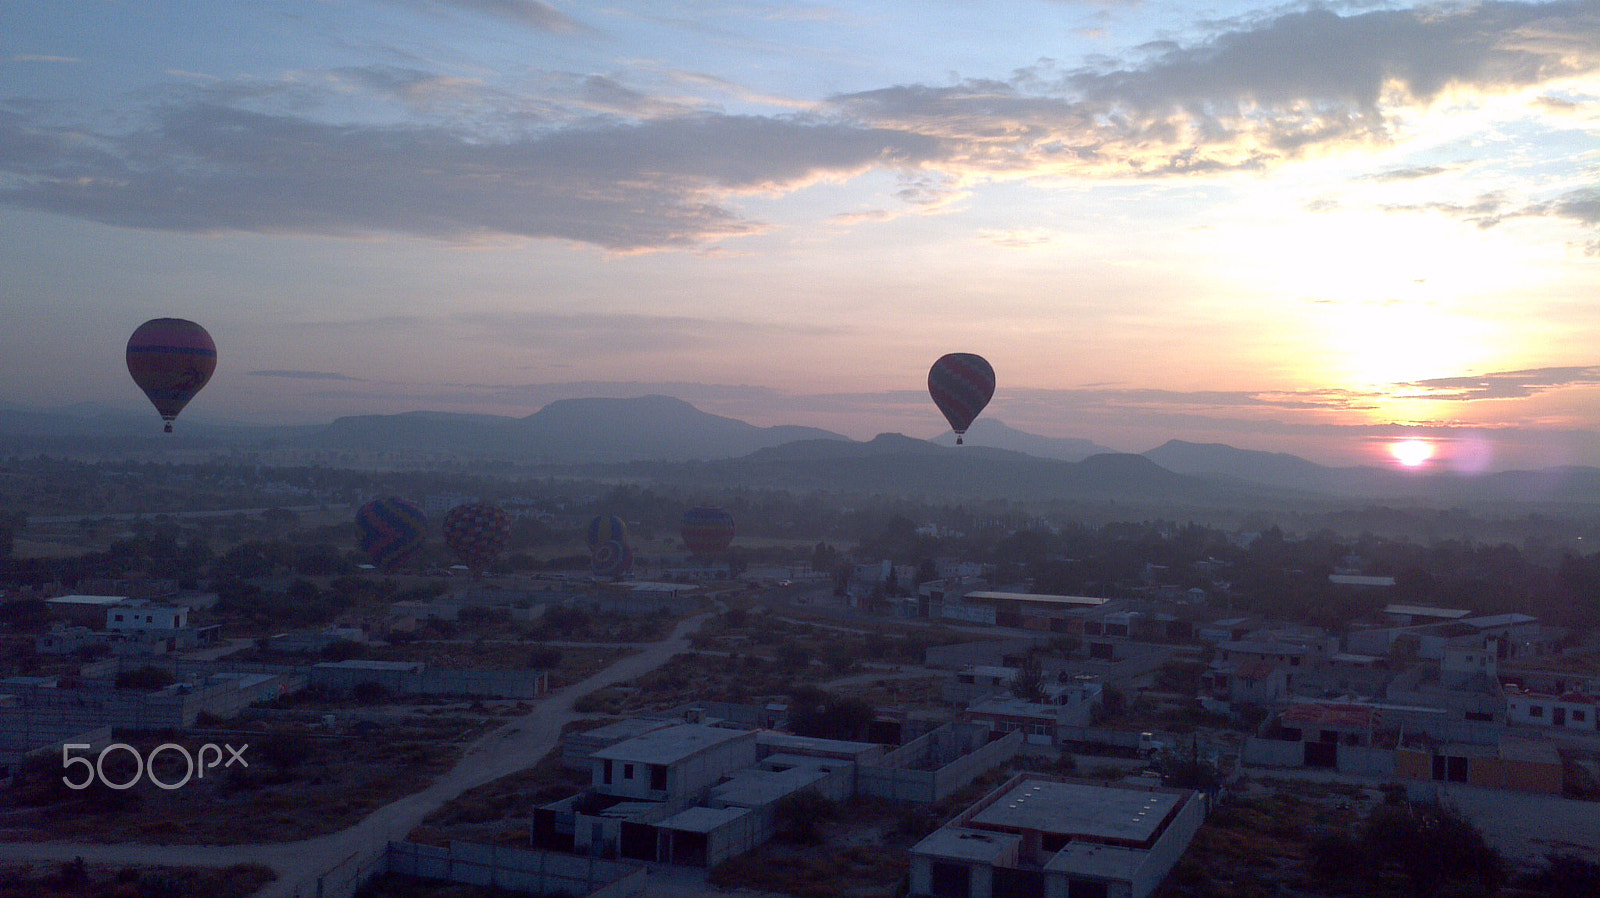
[1361,804,1503,896]
[116,665,176,691]
[1010,655,1046,703]
[787,685,874,741]
[774,789,838,844]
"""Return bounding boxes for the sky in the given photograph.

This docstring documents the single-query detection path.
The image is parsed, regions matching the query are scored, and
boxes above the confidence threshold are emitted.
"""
[2,0,1598,470]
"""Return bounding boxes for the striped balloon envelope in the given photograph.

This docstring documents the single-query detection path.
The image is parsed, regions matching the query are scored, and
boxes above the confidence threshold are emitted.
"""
[680,505,734,556]
[441,502,511,577]
[585,514,628,551]
[927,353,995,445]
[125,318,217,433]
[590,539,633,578]
[355,497,427,572]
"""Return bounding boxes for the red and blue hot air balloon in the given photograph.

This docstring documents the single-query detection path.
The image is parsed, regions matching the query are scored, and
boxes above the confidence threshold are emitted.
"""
[442,502,511,578]
[355,497,427,572]
[680,506,735,557]
[126,318,217,433]
[927,352,995,445]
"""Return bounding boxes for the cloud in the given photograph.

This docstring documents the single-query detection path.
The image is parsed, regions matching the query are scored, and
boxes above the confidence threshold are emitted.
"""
[1397,366,1600,401]
[248,369,365,381]
[376,0,590,33]
[2,2,1595,249]
[1363,164,1455,182]
[9,55,80,64]
[838,2,1600,176]
[1384,187,1600,232]
[0,104,942,250]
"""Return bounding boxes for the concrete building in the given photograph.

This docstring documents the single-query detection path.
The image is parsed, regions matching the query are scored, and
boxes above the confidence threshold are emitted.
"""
[44,594,127,626]
[591,724,759,802]
[105,603,188,632]
[1505,689,1598,732]
[908,774,1204,898]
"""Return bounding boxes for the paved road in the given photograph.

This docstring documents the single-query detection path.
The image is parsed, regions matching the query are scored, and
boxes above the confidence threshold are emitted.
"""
[0,611,716,896]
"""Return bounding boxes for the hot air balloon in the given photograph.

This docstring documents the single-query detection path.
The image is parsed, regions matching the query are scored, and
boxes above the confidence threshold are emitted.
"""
[355,497,427,572]
[680,506,735,557]
[927,353,994,445]
[126,318,217,433]
[585,515,628,551]
[441,502,511,577]
[591,539,633,579]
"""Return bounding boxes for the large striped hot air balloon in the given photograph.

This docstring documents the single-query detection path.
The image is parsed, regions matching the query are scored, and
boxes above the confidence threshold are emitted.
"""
[585,515,628,551]
[927,353,994,445]
[126,318,217,433]
[355,497,427,572]
[680,506,735,557]
[441,502,511,577]
[590,539,633,579]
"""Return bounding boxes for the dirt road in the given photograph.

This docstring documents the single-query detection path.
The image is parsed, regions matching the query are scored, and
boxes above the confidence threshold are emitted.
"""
[0,611,717,896]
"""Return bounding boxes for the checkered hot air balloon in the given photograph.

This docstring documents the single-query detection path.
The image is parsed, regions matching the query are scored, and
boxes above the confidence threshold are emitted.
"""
[680,506,734,557]
[927,352,995,445]
[126,318,217,433]
[355,497,427,572]
[441,502,511,577]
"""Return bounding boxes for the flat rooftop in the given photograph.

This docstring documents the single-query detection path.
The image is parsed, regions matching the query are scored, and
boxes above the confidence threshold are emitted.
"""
[969,779,1181,845]
[1383,604,1469,619]
[592,723,752,765]
[965,591,1109,607]
[46,595,128,605]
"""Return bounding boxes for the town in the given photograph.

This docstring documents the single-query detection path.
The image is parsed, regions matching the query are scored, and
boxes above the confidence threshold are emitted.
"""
[1,454,1597,898]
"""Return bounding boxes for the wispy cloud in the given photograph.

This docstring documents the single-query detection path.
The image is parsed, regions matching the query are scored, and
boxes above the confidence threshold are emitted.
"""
[248,369,365,382]
[375,0,592,34]
[1397,366,1600,401]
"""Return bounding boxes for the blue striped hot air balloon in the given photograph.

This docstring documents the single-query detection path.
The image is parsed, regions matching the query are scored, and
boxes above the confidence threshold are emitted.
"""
[355,497,427,572]
[927,353,995,445]
[591,539,633,579]
[585,514,628,552]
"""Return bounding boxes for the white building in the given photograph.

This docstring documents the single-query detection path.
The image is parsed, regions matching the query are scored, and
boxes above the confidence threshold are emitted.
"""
[909,774,1204,898]
[105,603,188,632]
[1505,689,1598,732]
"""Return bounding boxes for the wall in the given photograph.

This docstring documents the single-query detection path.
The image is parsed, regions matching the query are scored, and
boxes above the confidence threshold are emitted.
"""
[385,841,646,898]
[858,725,1021,803]
[1242,737,1303,768]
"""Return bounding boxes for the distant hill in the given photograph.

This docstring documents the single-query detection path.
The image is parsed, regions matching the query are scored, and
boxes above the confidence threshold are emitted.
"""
[932,419,1116,461]
[1144,439,1331,489]
[316,395,849,462]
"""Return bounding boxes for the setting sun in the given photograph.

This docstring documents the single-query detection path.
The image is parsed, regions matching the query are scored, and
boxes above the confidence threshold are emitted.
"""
[1390,439,1435,468]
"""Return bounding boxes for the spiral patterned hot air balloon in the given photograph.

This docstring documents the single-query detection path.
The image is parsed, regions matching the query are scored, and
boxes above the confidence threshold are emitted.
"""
[680,506,734,556]
[126,318,217,433]
[585,514,628,552]
[590,539,633,578]
[355,497,427,572]
[441,502,510,576]
[927,353,995,445]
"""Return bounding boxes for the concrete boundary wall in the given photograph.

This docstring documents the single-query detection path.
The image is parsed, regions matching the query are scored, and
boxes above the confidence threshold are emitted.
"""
[859,725,1022,803]
[386,840,646,898]
[160,659,548,699]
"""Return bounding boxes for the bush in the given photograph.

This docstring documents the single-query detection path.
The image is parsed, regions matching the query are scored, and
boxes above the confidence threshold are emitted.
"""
[115,665,175,691]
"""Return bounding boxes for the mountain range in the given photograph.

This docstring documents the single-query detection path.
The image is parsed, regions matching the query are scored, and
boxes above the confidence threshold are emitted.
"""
[5,396,1600,506]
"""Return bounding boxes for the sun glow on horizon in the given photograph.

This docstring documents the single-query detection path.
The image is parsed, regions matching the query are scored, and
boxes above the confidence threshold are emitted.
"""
[1390,439,1435,467]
